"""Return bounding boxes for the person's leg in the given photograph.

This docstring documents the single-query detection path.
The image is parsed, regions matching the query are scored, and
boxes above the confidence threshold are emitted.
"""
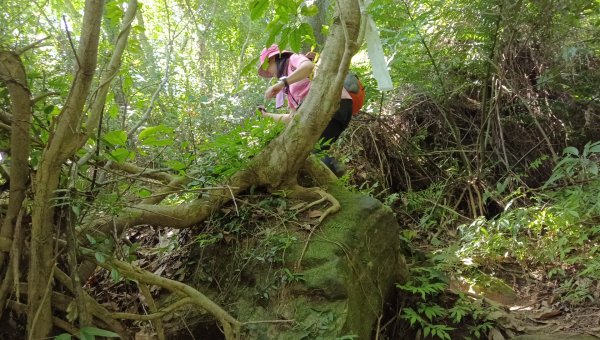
[317,99,353,176]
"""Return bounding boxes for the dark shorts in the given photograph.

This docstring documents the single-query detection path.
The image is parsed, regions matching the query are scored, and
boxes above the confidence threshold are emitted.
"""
[319,99,353,150]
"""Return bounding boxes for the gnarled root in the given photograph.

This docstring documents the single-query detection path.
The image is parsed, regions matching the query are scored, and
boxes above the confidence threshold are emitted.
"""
[282,185,340,271]
[285,185,340,222]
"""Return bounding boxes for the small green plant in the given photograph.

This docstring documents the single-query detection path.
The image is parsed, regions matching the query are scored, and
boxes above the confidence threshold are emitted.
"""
[397,257,500,339]
[544,141,600,187]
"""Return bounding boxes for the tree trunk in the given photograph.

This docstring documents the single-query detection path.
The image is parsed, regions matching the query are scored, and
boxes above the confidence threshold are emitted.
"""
[27,0,138,336]
[0,52,31,271]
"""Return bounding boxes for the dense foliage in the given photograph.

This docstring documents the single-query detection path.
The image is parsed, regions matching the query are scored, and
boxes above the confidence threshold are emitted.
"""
[1,0,599,338]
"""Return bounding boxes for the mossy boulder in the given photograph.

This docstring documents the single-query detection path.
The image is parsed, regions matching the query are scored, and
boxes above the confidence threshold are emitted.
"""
[163,185,408,339]
[233,185,408,339]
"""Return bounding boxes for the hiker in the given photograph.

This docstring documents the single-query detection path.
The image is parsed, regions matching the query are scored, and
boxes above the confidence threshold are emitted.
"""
[257,44,352,176]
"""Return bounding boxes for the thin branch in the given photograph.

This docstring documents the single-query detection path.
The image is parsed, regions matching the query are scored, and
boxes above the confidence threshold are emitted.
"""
[63,15,81,69]
[31,91,60,104]
[110,297,192,321]
[15,36,52,55]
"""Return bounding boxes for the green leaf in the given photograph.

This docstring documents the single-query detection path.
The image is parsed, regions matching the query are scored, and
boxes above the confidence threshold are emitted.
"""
[44,105,55,114]
[86,234,97,245]
[250,0,269,20]
[80,326,120,338]
[137,188,152,198]
[95,252,106,264]
[139,125,174,147]
[109,148,134,163]
[587,142,600,154]
[588,162,599,175]
[300,4,318,16]
[289,27,302,52]
[111,268,121,282]
[55,333,72,340]
[267,22,284,47]
[167,160,187,171]
[563,146,579,156]
[103,130,127,146]
[108,105,120,119]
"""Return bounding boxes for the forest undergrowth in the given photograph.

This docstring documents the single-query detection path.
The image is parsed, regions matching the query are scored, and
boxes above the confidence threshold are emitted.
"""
[328,88,600,338]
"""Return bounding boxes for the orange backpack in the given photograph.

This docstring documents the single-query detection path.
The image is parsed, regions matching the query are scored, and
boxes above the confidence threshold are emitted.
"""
[304,52,366,115]
[344,72,365,116]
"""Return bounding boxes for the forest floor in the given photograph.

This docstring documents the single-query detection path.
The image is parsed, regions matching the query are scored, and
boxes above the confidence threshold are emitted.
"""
[410,234,600,339]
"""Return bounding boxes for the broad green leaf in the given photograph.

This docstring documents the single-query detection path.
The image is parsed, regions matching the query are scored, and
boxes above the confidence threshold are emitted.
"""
[95,252,105,264]
[44,105,55,114]
[250,0,269,20]
[137,188,152,198]
[109,148,134,163]
[111,268,121,282]
[267,22,285,47]
[103,130,127,146]
[55,333,72,340]
[563,146,579,156]
[588,143,600,153]
[139,125,174,147]
[108,104,120,119]
[289,27,302,52]
[589,162,598,175]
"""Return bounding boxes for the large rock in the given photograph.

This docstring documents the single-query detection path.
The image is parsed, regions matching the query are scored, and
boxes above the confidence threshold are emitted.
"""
[234,185,408,339]
[165,185,408,339]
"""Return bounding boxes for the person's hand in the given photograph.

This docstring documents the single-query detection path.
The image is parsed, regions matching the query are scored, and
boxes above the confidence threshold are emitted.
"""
[264,81,284,101]
[256,105,267,116]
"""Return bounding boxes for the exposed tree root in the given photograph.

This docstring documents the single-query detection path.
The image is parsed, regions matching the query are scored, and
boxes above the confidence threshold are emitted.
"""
[82,248,242,340]
[283,185,341,271]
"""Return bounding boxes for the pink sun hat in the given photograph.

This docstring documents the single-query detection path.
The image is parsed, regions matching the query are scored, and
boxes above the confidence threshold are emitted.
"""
[258,44,291,78]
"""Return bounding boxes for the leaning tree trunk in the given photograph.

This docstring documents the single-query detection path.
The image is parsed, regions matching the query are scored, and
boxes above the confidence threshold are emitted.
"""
[78,0,363,281]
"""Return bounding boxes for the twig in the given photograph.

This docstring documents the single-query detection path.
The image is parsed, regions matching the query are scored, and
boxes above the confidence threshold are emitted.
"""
[81,248,242,340]
[242,319,295,325]
[62,15,80,69]
[31,91,60,104]
[294,188,341,271]
[15,36,51,55]
[139,283,166,340]
[226,185,240,216]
